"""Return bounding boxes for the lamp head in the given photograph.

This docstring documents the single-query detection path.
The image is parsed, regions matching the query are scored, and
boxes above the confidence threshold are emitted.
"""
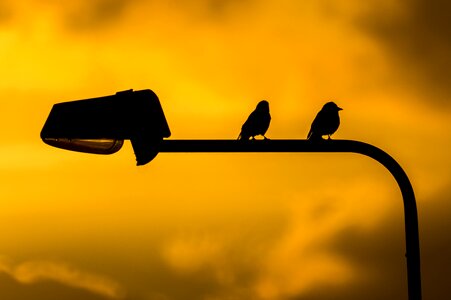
[41,89,171,165]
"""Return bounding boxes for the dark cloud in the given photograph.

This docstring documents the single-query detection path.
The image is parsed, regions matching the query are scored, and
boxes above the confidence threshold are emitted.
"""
[62,0,255,31]
[0,2,13,25]
[417,186,451,300]
[358,0,451,106]
[300,216,407,300]
[64,0,131,31]
[198,0,256,19]
[295,183,451,300]
[167,0,255,16]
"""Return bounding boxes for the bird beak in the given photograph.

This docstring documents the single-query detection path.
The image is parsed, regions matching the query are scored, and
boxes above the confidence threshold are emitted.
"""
[338,107,343,111]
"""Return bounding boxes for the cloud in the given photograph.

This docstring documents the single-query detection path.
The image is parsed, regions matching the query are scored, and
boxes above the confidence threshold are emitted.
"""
[58,0,257,32]
[417,184,451,300]
[63,0,132,31]
[158,191,379,300]
[251,198,357,300]
[0,1,134,32]
[0,259,125,299]
[162,235,224,274]
[357,0,451,106]
[0,2,13,24]
[156,183,451,300]
[160,233,258,298]
[294,182,451,300]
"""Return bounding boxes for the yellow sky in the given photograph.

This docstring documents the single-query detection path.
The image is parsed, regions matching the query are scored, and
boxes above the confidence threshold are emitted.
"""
[1,1,450,299]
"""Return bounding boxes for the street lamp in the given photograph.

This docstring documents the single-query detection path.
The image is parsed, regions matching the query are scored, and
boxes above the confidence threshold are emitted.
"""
[40,89,422,300]
[41,89,171,165]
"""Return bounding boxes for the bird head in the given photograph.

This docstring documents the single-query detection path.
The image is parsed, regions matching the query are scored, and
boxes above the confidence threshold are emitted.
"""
[323,101,343,112]
[256,100,270,112]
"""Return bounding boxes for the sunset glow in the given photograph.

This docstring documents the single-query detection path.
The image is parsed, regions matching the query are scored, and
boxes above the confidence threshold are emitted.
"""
[1,1,450,299]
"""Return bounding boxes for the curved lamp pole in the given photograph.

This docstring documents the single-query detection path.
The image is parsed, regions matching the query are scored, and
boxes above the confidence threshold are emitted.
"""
[158,139,422,300]
[40,91,421,299]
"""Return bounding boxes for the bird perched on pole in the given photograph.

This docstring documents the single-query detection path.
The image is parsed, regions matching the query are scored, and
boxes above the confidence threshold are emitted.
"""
[238,100,271,140]
[307,101,343,140]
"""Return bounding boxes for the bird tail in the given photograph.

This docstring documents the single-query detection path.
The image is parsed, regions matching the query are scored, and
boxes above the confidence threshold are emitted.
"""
[238,132,250,140]
[308,132,323,141]
[307,129,322,141]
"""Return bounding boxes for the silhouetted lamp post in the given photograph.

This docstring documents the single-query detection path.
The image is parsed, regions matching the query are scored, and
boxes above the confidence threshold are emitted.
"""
[41,89,171,165]
[41,90,422,300]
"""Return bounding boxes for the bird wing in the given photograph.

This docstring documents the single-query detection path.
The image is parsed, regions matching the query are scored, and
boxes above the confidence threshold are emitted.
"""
[307,111,322,139]
[247,110,258,126]
[238,110,257,140]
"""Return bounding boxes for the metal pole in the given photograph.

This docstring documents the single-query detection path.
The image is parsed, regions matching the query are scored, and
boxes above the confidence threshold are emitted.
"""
[159,139,422,300]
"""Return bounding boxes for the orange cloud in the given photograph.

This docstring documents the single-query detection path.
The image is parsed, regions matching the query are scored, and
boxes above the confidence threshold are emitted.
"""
[0,258,125,299]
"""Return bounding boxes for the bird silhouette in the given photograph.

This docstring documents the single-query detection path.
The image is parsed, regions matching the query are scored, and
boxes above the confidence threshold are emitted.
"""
[307,101,343,140]
[238,100,271,140]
